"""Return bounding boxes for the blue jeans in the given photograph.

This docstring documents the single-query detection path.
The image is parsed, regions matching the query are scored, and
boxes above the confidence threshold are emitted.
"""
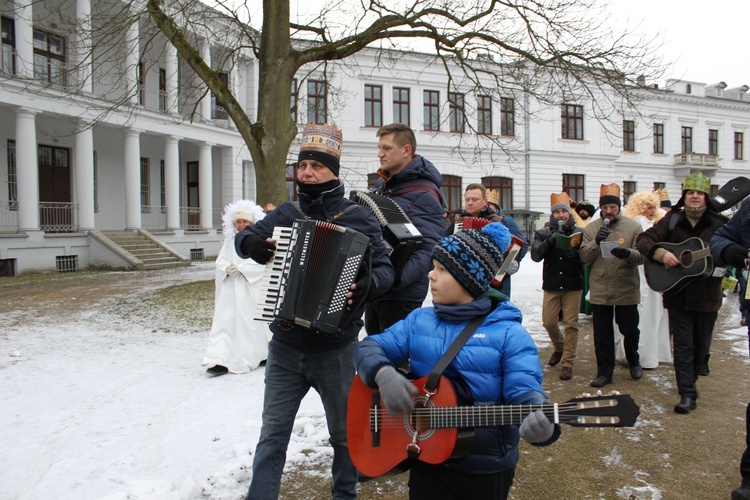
[246,338,358,500]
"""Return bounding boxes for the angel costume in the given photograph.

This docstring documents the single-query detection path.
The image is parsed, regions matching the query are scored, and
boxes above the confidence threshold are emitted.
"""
[616,210,672,368]
[202,200,271,373]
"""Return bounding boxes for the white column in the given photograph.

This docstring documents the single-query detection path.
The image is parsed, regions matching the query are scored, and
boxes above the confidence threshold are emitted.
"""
[125,17,140,106]
[124,129,142,229]
[75,0,93,93]
[199,142,213,230]
[164,136,180,230]
[16,108,38,231]
[75,125,95,230]
[200,38,211,121]
[14,0,33,78]
[165,44,178,114]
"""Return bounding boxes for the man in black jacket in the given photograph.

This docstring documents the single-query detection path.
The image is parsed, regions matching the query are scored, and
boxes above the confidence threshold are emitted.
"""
[530,192,584,380]
[236,123,394,500]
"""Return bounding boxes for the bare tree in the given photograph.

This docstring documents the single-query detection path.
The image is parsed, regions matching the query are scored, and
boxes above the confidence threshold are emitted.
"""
[25,0,666,205]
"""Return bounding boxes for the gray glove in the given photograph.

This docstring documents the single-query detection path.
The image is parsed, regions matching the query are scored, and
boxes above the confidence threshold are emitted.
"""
[226,263,240,277]
[374,365,418,416]
[505,260,519,275]
[519,409,554,443]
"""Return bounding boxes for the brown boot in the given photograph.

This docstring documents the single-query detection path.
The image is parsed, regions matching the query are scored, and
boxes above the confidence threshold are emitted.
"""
[559,366,573,380]
[548,351,563,366]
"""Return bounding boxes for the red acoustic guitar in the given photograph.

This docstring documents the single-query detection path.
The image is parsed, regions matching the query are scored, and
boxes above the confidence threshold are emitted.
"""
[347,375,640,478]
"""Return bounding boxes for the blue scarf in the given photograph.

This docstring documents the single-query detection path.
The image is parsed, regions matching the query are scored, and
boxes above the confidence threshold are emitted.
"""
[433,297,494,323]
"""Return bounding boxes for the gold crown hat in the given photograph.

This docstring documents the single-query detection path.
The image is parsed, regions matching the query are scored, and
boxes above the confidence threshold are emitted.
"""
[655,187,671,208]
[599,183,622,207]
[683,172,711,194]
[298,123,343,176]
[550,192,573,213]
[486,188,500,206]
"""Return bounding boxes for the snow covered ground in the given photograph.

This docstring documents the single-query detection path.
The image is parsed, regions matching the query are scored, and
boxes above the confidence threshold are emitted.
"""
[1,258,746,499]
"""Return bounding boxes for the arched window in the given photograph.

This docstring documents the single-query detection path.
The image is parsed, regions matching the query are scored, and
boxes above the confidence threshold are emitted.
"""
[481,176,513,210]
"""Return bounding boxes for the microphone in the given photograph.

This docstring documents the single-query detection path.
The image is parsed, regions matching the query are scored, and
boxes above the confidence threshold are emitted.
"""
[557,220,564,232]
[603,218,610,228]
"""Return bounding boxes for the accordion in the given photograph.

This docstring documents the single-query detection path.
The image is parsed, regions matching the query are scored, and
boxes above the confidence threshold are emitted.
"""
[453,216,491,234]
[350,190,422,275]
[254,219,369,335]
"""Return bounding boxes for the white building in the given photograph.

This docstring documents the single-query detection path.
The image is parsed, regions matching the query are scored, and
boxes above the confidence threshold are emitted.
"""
[0,1,748,275]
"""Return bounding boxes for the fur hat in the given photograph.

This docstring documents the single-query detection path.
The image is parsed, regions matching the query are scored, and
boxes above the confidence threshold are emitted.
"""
[221,200,266,243]
[298,123,343,176]
[431,222,511,298]
[575,200,596,216]
[599,183,622,208]
[550,192,572,213]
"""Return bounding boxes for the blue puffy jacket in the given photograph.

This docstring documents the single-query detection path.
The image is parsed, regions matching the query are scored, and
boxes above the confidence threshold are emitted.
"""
[354,300,558,473]
[372,156,446,302]
[711,197,750,265]
[235,181,394,352]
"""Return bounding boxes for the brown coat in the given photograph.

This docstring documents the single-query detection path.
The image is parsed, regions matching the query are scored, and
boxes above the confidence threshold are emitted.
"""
[580,213,644,305]
[636,209,727,312]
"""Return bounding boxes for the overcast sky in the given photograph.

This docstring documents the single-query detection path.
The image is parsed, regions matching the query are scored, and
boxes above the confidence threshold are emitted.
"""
[610,0,750,87]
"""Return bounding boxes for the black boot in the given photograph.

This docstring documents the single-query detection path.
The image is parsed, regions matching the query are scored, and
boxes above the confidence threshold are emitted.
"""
[699,354,710,376]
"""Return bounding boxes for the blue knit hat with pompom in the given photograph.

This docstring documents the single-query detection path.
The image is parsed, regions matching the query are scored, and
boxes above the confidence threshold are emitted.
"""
[431,222,511,297]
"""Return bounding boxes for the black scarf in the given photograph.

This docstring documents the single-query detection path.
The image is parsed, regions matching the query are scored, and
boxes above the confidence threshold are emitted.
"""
[296,178,339,197]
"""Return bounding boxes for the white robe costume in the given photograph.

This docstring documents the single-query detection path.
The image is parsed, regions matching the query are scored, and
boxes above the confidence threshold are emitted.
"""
[202,201,271,373]
[615,213,672,368]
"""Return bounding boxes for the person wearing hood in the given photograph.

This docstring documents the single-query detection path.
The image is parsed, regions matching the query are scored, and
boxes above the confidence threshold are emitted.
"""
[574,200,596,227]
[202,200,270,375]
[530,192,585,380]
[236,123,394,500]
[366,123,446,335]
[580,183,645,388]
[636,173,728,414]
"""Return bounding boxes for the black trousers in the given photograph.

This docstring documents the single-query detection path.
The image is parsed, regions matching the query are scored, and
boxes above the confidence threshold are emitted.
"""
[591,304,640,378]
[742,403,750,486]
[408,462,515,500]
[667,308,717,398]
[364,299,421,335]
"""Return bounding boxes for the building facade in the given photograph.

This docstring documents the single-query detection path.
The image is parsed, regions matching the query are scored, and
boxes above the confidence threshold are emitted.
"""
[1,0,748,274]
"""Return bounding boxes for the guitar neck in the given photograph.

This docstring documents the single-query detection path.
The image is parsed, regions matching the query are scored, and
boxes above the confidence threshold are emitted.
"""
[690,248,711,260]
[427,403,549,428]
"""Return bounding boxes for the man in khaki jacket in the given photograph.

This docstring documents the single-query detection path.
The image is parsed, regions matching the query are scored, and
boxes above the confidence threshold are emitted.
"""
[579,183,644,388]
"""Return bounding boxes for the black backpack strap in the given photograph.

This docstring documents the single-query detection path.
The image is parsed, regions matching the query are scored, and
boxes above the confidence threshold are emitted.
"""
[380,179,442,204]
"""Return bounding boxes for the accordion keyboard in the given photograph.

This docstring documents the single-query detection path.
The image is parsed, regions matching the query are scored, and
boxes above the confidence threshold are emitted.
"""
[255,225,295,323]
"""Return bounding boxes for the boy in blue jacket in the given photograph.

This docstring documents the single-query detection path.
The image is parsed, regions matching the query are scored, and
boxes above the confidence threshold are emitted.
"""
[354,222,560,499]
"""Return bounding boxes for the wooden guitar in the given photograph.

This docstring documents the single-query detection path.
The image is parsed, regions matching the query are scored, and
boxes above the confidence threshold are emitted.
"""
[644,237,714,293]
[347,375,640,478]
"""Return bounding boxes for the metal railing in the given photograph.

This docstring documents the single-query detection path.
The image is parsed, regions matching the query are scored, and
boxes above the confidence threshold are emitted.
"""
[0,200,19,231]
[180,206,201,231]
[39,202,78,233]
[142,205,168,230]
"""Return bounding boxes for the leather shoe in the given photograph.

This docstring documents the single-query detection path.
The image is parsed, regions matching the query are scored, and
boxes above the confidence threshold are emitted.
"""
[674,395,697,414]
[590,375,612,388]
[548,351,563,366]
[731,484,750,500]
[630,365,643,380]
[559,366,573,380]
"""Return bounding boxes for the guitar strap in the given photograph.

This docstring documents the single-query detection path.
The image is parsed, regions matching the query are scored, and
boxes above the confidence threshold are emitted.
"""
[424,312,491,393]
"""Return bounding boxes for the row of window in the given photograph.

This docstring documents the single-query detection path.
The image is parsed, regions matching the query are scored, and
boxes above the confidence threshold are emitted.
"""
[640,122,744,160]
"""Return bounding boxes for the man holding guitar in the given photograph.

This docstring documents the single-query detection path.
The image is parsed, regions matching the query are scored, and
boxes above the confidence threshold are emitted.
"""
[353,222,560,499]
[636,172,728,415]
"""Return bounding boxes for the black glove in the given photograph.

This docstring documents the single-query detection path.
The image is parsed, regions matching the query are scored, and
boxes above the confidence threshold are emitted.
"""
[563,247,579,260]
[610,247,631,260]
[595,227,610,244]
[240,234,276,264]
[722,244,750,269]
[347,276,371,310]
[545,232,559,247]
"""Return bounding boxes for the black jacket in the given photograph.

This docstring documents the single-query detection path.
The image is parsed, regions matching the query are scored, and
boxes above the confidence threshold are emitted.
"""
[530,214,584,292]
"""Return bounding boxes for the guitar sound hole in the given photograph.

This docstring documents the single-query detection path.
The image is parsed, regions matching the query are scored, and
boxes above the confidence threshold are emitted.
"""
[405,398,436,441]
[680,252,693,267]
